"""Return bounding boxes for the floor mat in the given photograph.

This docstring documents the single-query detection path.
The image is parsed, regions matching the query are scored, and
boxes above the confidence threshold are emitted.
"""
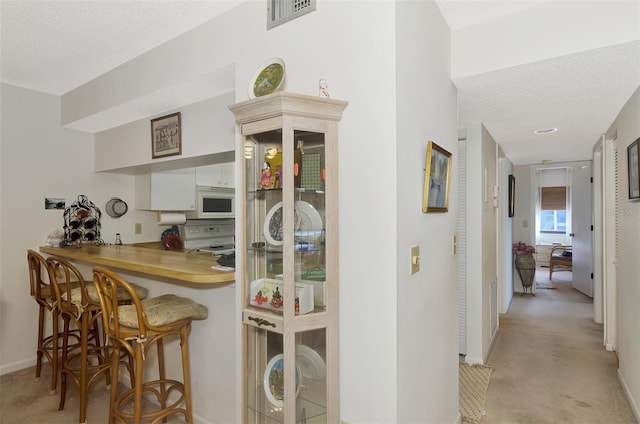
[459,363,493,423]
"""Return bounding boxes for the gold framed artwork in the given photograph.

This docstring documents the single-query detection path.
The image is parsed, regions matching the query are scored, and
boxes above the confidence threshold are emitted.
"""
[151,112,181,159]
[422,141,452,213]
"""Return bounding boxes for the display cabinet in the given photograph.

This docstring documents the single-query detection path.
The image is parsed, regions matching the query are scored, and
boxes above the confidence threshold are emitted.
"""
[229,93,347,423]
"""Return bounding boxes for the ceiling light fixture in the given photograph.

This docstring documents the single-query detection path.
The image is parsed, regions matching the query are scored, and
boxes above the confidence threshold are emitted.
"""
[534,128,558,134]
[265,147,279,159]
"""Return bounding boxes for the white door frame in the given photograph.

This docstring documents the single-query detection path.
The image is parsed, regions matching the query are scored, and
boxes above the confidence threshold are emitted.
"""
[592,144,603,324]
[602,137,617,351]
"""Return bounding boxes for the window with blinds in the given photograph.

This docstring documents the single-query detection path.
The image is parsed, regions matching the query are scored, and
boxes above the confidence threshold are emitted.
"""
[540,186,567,233]
[540,186,567,210]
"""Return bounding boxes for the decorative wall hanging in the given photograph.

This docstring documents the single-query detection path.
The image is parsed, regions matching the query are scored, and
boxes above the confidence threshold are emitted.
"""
[105,197,128,218]
[508,175,515,217]
[62,194,103,245]
[628,137,640,200]
[45,198,65,210]
[151,112,181,159]
[422,141,452,213]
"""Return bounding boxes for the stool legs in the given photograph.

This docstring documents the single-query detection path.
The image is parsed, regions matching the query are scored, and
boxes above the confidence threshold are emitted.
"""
[35,303,59,395]
[181,323,194,424]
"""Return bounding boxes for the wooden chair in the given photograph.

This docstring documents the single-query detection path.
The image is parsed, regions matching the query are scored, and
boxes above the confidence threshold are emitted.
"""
[27,250,81,394]
[47,256,145,424]
[92,266,208,423]
[549,246,572,279]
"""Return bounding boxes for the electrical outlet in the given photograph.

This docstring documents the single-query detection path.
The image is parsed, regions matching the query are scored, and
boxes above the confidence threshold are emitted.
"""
[410,245,420,275]
[135,223,142,234]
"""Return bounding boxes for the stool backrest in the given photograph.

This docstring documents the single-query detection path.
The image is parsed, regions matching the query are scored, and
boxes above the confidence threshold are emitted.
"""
[93,266,147,340]
[27,249,51,302]
[46,256,95,314]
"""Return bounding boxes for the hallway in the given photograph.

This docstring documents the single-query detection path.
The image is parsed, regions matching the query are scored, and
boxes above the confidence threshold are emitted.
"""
[482,269,636,423]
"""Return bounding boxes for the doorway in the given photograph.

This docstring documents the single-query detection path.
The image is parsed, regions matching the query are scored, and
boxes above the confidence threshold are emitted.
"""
[531,162,593,299]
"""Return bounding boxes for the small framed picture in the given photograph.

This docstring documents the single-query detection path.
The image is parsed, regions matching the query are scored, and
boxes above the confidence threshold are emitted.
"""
[151,112,181,159]
[422,141,452,213]
[508,175,516,217]
[628,137,640,201]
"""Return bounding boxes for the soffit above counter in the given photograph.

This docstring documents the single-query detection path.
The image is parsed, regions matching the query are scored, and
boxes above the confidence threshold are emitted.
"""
[61,64,236,134]
[97,150,235,176]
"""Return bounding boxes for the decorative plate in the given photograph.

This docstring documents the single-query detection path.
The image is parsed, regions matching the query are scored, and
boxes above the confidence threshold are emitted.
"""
[105,197,128,218]
[295,201,323,241]
[263,201,301,246]
[296,344,326,381]
[161,225,183,251]
[249,58,285,98]
[263,354,301,407]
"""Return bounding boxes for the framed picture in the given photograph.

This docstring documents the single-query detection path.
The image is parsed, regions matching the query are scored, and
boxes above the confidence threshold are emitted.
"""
[508,174,515,217]
[151,112,181,159]
[422,141,452,213]
[628,137,640,200]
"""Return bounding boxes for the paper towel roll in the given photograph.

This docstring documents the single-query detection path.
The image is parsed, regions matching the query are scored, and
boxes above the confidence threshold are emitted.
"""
[156,212,186,225]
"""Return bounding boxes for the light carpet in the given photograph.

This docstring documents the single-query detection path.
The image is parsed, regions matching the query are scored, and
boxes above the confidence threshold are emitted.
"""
[459,363,493,424]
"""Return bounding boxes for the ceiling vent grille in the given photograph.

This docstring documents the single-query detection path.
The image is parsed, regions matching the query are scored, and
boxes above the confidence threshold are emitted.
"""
[268,0,316,30]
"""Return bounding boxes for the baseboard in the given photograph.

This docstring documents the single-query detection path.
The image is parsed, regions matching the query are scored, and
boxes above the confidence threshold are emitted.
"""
[0,357,35,376]
[455,411,462,424]
[618,369,640,423]
[484,325,499,363]
[605,343,616,352]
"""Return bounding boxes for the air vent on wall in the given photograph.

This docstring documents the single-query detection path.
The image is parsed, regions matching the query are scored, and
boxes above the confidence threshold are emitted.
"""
[268,0,316,30]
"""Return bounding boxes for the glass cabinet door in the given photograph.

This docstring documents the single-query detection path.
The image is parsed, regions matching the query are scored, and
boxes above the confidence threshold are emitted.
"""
[243,124,329,422]
[231,92,346,424]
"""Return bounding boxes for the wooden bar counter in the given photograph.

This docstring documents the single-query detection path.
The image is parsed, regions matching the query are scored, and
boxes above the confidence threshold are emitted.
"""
[39,244,234,284]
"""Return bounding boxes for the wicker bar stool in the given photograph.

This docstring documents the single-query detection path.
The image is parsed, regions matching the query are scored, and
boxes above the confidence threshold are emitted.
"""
[27,249,82,394]
[93,266,208,424]
[47,257,148,424]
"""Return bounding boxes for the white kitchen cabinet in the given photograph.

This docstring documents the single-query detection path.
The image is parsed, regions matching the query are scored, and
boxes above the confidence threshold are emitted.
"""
[135,168,196,211]
[195,162,235,188]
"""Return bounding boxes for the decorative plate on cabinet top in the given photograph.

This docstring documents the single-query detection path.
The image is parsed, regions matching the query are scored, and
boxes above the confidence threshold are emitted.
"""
[249,58,285,98]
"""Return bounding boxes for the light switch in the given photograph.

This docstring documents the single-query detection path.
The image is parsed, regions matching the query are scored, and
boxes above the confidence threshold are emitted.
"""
[410,245,420,275]
[523,220,529,228]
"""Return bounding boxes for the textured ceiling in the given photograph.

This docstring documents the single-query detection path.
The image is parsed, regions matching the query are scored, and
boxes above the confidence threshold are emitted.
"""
[1,0,638,165]
[455,41,640,164]
[0,0,239,95]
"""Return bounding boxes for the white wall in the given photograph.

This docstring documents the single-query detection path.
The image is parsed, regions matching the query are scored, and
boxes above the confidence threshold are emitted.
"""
[606,87,640,420]
[395,1,459,423]
[0,84,159,373]
[512,164,534,293]
[94,92,236,172]
[464,123,497,364]
[451,1,640,79]
[5,1,461,422]
[498,153,514,313]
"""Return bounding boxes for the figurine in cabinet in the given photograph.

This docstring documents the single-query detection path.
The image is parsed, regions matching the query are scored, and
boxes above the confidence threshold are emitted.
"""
[261,161,271,189]
[254,290,268,305]
[271,287,283,308]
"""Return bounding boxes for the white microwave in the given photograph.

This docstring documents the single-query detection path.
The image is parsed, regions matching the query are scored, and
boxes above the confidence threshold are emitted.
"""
[187,186,235,219]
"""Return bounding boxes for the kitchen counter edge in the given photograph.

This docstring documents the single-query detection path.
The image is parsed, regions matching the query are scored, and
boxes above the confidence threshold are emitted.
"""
[39,245,235,284]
